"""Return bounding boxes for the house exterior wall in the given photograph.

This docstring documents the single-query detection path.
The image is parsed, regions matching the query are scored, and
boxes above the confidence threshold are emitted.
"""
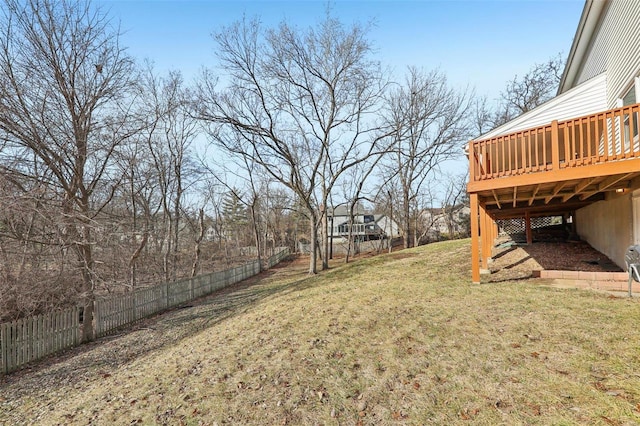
[479,73,607,139]
[573,3,610,87]
[329,213,399,239]
[574,1,640,105]
[575,192,633,269]
[376,216,401,238]
[570,0,640,270]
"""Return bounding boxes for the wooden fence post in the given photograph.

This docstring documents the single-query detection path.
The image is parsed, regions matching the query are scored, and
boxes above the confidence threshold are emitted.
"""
[1,321,7,374]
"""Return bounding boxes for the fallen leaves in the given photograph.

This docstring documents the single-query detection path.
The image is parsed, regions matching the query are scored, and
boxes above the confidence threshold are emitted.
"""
[392,410,408,420]
[459,408,480,420]
[2,240,640,426]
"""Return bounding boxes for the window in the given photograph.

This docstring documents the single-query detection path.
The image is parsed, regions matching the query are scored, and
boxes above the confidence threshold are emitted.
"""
[623,85,636,105]
[622,80,639,151]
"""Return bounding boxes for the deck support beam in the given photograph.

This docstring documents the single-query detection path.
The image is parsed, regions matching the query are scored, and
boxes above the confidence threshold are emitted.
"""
[529,184,541,206]
[481,203,491,269]
[470,193,480,284]
[492,189,501,209]
[525,211,532,245]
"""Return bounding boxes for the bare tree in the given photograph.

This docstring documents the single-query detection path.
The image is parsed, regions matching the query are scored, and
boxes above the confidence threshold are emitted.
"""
[0,0,137,341]
[383,67,471,248]
[335,153,383,263]
[204,155,269,268]
[470,95,495,137]
[197,14,387,274]
[140,67,198,282]
[181,205,207,278]
[476,53,565,133]
[440,173,469,238]
[501,53,564,116]
[263,185,297,252]
[113,135,162,289]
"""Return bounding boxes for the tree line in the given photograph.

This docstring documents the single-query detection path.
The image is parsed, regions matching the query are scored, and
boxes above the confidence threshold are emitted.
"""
[0,0,561,340]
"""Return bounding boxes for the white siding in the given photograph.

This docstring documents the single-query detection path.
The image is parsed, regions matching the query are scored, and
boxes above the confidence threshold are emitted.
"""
[576,192,633,269]
[574,3,611,86]
[605,1,640,106]
[574,1,640,107]
[479,73,607,139]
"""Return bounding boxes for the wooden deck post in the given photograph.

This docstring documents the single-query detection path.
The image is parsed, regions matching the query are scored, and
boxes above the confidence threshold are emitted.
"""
[525,211,533,245]
[551,120,560,170]
[481,203,491,269]
[468,141,476,181]
[470,193,480,284]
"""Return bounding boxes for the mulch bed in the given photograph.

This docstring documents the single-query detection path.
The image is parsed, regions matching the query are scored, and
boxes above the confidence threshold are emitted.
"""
[485,238,622,283]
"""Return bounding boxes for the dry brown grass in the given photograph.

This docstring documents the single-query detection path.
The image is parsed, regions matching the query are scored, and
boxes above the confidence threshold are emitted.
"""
[2,239,640,425]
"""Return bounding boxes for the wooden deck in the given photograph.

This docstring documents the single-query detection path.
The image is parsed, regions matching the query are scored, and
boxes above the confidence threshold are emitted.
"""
[467,103,640,282]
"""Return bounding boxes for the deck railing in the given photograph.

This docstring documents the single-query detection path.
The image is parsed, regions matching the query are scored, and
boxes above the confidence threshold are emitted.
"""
[470,103,640,182]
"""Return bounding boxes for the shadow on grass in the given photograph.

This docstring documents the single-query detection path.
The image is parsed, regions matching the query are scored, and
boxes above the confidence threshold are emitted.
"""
[0,257,320,391]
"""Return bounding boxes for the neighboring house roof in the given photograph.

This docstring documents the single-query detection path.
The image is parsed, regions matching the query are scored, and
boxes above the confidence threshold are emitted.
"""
[328,205,370,217]
[478,72,607,140]
[558,0,609,94]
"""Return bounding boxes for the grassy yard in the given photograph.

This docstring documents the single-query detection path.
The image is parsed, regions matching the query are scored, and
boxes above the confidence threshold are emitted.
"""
[1,239,640,425]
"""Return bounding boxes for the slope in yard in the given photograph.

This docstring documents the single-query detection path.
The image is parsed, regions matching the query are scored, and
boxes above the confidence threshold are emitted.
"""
[2,239,640,425]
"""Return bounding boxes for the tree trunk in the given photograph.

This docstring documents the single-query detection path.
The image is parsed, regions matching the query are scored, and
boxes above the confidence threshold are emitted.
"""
[163,216,173,282]
[250,204,262,271]
[191,208,205,278]
[17,207,38,279]
[388,191,394,254]
[403,190,411,249]
[79,207,95,343]
[129,231,148,289]
[321,207,329,270]
[345,204,355,263]
[173,178,182,283]
[308,211,318,274]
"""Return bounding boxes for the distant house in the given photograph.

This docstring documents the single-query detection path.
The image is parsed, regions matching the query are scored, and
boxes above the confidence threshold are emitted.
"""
[204,222,224,242]
[467,0,640,282]
[327,205,400,241]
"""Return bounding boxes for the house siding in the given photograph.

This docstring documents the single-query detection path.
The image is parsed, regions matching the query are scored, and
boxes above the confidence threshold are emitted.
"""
[575,193,633,269]
[570,0,640,270]
[574,3,611,87]
[479,73,607,139]
[575,1,640,106]
[606,1,640,105]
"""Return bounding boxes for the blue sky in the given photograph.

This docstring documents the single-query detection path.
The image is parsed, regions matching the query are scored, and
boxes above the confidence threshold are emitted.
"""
[98,0,585,196]
[102,0,585,101]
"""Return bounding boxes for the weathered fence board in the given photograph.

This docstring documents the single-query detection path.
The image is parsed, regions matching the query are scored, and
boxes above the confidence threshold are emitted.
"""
[0,307,81,374]
[0,247,289,375]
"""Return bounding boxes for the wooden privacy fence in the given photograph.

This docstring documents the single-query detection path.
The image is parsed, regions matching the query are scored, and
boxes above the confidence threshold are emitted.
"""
[0,307,81,375]
[264,246,291,269]
[0,247,289,374]
[93,259,262,337]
